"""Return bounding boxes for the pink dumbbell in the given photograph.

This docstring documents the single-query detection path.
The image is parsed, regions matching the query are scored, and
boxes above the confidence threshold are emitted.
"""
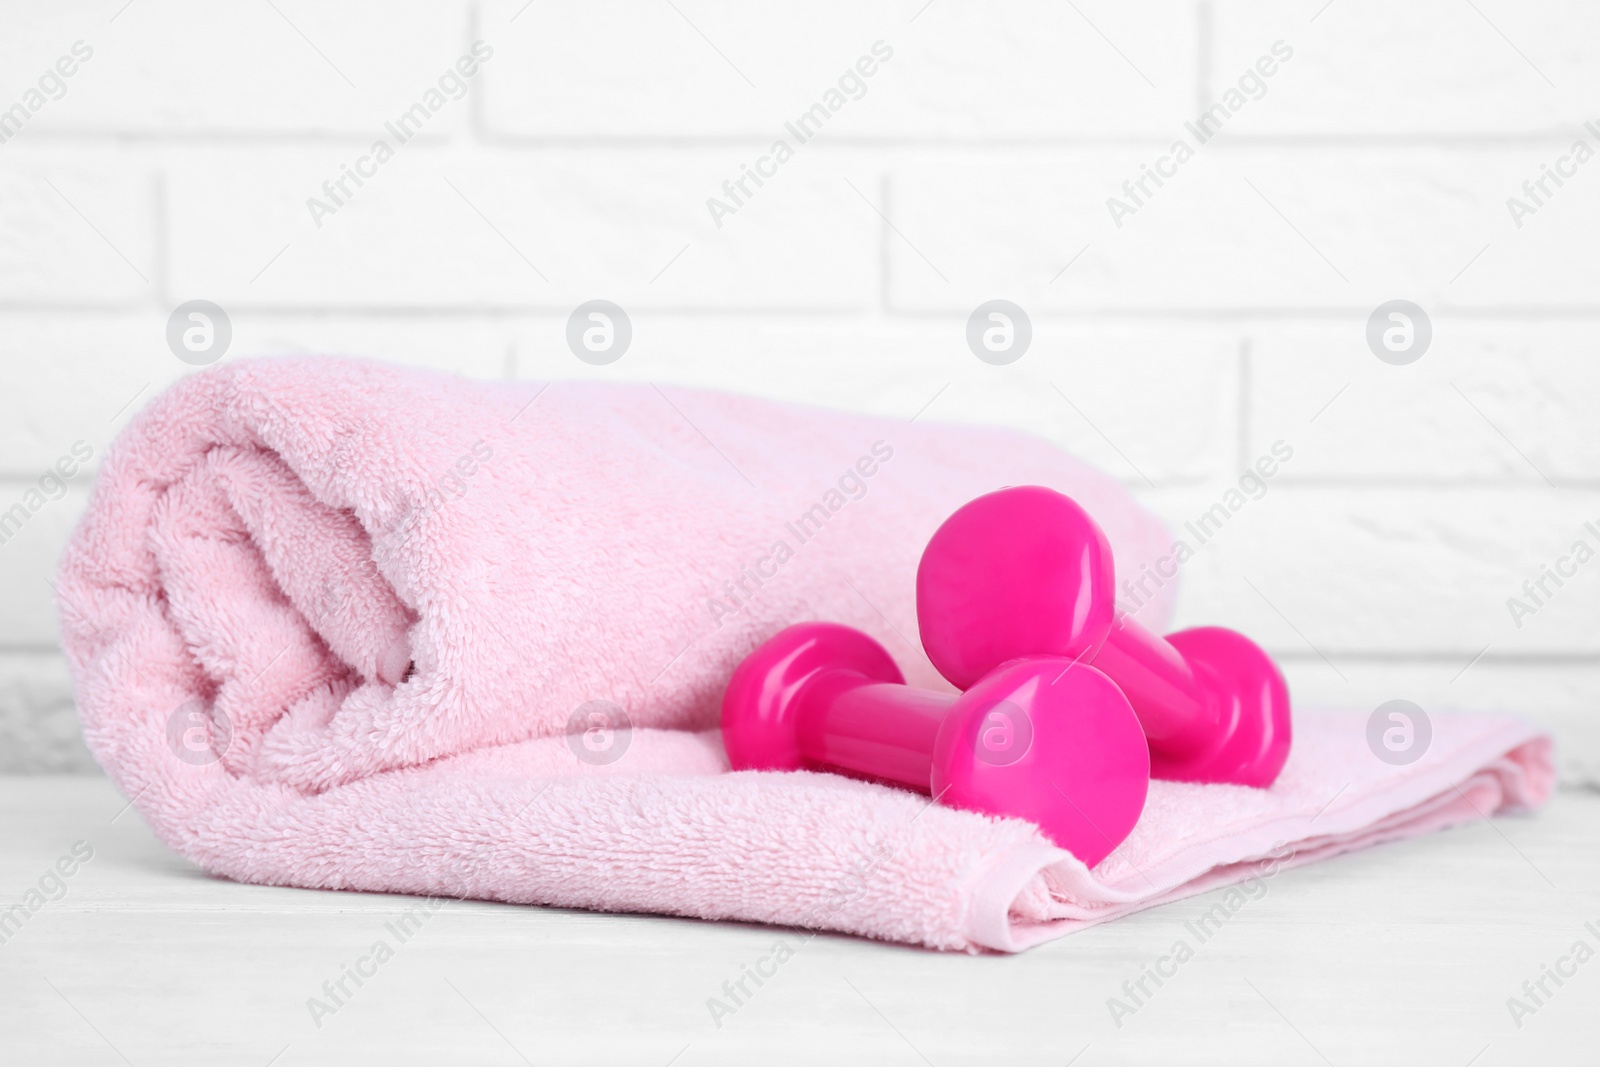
[916,486,1292,787]
[721,621,1149,867]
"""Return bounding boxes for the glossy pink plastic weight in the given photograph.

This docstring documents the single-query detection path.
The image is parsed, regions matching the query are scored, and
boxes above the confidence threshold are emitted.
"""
[916,486,1292,788]
[721,622,1150,867]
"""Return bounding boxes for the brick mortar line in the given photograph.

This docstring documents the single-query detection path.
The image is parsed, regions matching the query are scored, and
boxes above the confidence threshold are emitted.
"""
[11,306,1600,319]
[10,132,1599,148]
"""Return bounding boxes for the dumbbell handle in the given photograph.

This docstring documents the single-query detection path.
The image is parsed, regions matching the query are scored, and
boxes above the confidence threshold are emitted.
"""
[797,672,952,791]
[1092,619,1215,754]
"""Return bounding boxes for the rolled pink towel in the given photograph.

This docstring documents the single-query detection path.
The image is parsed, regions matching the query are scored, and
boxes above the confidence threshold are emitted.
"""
[55,356,1552,951]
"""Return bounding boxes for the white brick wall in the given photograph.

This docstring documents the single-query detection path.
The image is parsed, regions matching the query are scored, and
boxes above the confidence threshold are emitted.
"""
[2,1,1596,781]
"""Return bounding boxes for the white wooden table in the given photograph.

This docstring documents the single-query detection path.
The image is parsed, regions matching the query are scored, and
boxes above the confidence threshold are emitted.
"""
[2,776,1595,1066]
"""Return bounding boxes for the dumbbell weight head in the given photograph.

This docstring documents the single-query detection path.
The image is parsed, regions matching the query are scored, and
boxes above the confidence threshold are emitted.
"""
[1156,627,1290,787]
[930,656,1149,867]
[722,620,906,773]
[916,485,1117,691]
